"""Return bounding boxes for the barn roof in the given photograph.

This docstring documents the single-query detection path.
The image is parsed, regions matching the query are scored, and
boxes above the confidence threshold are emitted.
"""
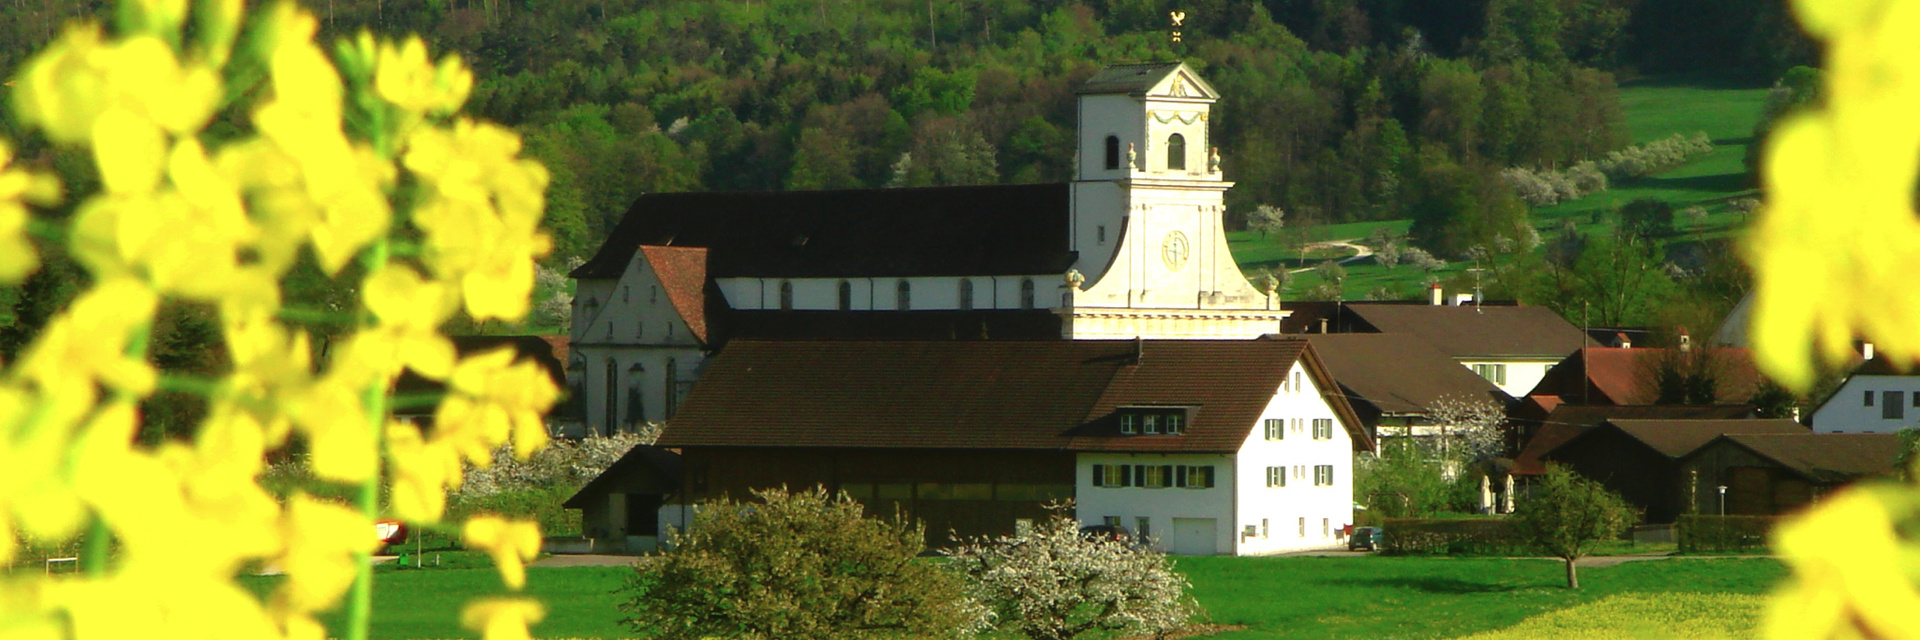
[658,338,1370,454]
[1710,433,1904,483]
[1341,303,1594,360]
[1304,333,1510,417]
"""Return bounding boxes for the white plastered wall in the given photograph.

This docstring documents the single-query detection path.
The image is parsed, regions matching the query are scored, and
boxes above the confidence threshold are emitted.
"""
[1075,453,1237,555]
[715,276,1060,311]
[570,251,706,429]
[1811,374,1920,433]
[1460,358,1557,398]
[1233,360,1354,555]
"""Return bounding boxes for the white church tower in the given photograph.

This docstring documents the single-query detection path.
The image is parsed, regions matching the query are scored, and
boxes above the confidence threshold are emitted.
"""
[1063,62,1287,339]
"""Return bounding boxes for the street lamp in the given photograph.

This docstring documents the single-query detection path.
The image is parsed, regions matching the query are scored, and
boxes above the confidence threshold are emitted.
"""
[1717,485,1728,516]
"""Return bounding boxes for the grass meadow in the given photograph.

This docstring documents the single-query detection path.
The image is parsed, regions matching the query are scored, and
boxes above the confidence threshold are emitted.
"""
[1235,75,1772,300]
[258,555,1787,639]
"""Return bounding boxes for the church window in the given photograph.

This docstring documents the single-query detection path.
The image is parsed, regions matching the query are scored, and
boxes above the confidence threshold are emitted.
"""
[650,286,658,304]
[897,280,912,311]
[603,358,619,436]
[838,280,853,311]
[636,322,644,339]
[622,286,629,303]
[779,281,794,311]
[1098,225,1106,244]
[1167,133,1187,170]
[958,279,974,310]
[1104,135,1121,170]
[665,358,679,419]
[1020,278,1035,310]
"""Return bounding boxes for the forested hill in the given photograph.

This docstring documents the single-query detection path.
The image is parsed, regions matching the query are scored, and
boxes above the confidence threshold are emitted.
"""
[0,0,1815,265]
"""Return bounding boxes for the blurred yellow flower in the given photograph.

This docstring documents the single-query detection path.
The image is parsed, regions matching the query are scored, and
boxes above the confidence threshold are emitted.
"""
[13,278,158,404]
[376,36,472,116]
[292,377,379,483]
[435,348,556,464]
[278,493,377,613]
[1765,487,1920,639]
[386,420,464,523]
[404,120,551,321]
[463,516,542,590]
[460,598,546,640]
[0,140,63,283]
[358,265,459,380]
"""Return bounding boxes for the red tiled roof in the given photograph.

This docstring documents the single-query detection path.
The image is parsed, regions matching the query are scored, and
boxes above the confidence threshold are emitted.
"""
[1527,347,1767,405]
[538,335,569,368]
[659,338,1370,454]
[638,245,711,345]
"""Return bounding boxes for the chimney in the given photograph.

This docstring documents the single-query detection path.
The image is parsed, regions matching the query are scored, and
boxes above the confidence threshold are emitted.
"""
[1318,317,1329,334]
[1864,342,1876,360]
[1132,336,1144,364]
[1615,333,1631,349]
[1430,283,1443,306]
[1678,327,1691,352]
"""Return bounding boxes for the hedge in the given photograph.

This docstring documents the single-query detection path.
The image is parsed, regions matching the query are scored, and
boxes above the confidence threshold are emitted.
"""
[1381,517,1533,556]
[445,484,583,538]
[1675,515,1777,553]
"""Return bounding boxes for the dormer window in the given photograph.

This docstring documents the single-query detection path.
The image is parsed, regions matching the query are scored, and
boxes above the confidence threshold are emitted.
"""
[1104,135,1121,170]
[838,280,853,311]
[959,279,974,311]
[1020,278,1035,310]
[779,281,794,311]
[1167,133,1187,170]
[897,280,912,311]
[1115,407,1190,436]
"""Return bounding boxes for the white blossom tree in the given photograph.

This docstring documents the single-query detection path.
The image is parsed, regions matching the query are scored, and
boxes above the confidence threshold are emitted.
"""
[945,510,1200,640]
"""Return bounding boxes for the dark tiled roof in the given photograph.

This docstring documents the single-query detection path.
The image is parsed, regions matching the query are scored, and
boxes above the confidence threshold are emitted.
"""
[573,184,1076,280]
[1076,62,1186,95]
[1527,348,1767,405]
[1714,434,1904,483]
[1593,418,1808,459]
[1305,333,1510,416]
[659,339,1370,454]
[562,445,684,508]
[1512,405,1757,475]
[1343,303,1594,360]
[638,246,712,344]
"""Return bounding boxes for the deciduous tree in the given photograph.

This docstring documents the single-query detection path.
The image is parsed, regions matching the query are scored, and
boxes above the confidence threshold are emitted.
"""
[1515,465,1635,588]
[946,511,1200,640]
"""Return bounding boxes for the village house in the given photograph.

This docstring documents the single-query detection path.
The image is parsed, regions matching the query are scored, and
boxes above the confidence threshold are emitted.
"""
[1539,418,1807,522]
[1809,355,1920,433]
[1678,433,1904,516]
[1302,332,1512,441]
[1282,290,1595,398]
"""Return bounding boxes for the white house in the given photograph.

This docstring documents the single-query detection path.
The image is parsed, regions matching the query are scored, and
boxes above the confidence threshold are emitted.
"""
[567,62,1286,432]
[645,338,1370,555]
[1811,357,1920,433]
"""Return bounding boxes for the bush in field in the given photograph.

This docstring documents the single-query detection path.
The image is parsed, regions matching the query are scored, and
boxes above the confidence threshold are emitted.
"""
[946,512,1199,640]
[1404,247,1447,271]
[1596,132,1714,180]
[1617,198,1677,240]
[618,487,984,640]
[457,429,654,497]
[1247,203,1286,238]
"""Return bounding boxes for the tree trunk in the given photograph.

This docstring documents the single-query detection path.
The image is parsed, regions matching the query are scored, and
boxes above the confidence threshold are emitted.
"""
[1564,557,1579,589]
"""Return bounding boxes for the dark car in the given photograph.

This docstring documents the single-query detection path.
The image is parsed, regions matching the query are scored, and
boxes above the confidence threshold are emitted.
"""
[1078,524,1133,543]
[1348,526,1384,551]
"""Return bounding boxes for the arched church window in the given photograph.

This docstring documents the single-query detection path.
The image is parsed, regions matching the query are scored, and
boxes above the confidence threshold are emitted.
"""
[779,281,794,311]
[1167,133,1187,170]
[896,280,912,311]
[1104,135,1121,170]
[603,358,619,437]
[626,362,646,428]
[838,280,853,311]
[665,357,679,419]
[1020,278,1035,310]
[959,279,974,311]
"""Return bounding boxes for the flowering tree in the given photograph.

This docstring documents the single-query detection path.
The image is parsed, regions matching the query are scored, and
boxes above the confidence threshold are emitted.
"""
[1426,395,1506,464]
[945,511,1200,640]
[1513,465,1634,589]
[0,1,557,638]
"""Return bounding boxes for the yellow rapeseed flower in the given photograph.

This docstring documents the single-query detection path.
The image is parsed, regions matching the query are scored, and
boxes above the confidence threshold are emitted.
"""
[0,140,63,283]
[375,35,472,116]
[14,277,158,405]
[278,493,377,613]
[434,348,556,464]
[1765,487,1920,639]
[385,420,464,523]
[460,598,546,640]
[291,376,378,483]
[404,120,552,321]
[463,516,542,590]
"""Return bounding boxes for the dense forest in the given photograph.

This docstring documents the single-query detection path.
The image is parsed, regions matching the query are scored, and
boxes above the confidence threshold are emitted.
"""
[0,0,1817,265]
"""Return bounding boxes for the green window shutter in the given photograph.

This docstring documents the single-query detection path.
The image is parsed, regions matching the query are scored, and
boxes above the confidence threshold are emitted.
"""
[1175,465,1188,488]
[1093,464,1105,487]
[1202,466,1216,488]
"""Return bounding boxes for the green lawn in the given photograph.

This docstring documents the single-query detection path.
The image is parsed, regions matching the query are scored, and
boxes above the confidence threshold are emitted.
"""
[264,555,1786,639]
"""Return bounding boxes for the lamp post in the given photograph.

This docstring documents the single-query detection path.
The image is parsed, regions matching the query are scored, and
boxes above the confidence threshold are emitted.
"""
[1717,485,1728,516]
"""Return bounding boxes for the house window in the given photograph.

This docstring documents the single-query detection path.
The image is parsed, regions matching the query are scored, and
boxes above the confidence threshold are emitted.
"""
[838,280,853,311]
[1143,415,1160,434]
[959,279,974,311]
[603,358,618,436]
[1097,225,1107,244]
[1136,516,1152,539]
[1472,363,1507,385]
[1913,392,1919,408]
[1312,418,1333,440]
[1092,464,1132,487]
[1293,372,1304,393]
[1103,515,1122,528]
[1262,518,1270,538]
[779,281,794,311]
[1120,414,1138,434]
[1315,465,1335,486]
[1166,413,1184,434]
[1865,390,1875,406]
[1135,465,1171,488]
[1174,465,1215,489]
[1264,418,1283,441]
[897,280,912,311]
[1298,517,1306,537]
[1020,278,1035,310]
[1323,518,1331,538]
[1105,135,1121,170]
[1266,466,1286,488]
[1886,391,1906,419]
[1167,133,1187,170]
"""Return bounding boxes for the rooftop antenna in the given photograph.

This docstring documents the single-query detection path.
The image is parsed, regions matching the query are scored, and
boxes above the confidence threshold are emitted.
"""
[1466,266,1488,311]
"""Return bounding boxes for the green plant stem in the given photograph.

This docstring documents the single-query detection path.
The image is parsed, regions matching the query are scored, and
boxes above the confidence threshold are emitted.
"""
[345,239,392,640]
[80,516,110,575]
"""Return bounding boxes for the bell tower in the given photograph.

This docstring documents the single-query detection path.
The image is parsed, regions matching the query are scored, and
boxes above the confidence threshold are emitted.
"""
[1064,62,1285,340]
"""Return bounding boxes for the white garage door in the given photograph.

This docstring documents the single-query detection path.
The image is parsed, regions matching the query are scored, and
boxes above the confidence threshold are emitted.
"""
[1169,518,1218,556]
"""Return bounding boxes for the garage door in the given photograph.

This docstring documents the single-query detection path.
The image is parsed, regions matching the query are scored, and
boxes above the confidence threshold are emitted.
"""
[1169,518,1218,556]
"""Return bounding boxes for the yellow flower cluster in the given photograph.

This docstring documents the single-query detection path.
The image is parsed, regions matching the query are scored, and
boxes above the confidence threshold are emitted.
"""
[0,2,558,639]
[1747,1,1920,638]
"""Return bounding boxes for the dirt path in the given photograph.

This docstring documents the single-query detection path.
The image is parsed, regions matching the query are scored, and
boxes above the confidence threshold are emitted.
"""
[530,554,641,568]
[1285,239,1375,274]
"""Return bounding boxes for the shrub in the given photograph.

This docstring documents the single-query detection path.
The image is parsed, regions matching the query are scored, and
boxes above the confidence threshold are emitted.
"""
[447,485,582,537]
[1676,515,1778,553]
[1380,517,1532,556]
[458,430,653,498]
[1595,132,1715,180]
[1515,465,1636,588]
[1404,247,1447,271]
[1618,198,1677,240]
[946,512,1200,640]
[618,487,984,640]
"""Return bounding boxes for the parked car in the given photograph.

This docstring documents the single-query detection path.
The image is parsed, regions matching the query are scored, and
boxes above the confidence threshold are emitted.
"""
[375,519,409,553]
[1078,524,1133,543]
[1348,526,1383,551]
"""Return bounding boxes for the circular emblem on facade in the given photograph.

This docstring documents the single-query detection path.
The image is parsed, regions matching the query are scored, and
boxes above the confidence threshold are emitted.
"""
[1161,231,1190,271]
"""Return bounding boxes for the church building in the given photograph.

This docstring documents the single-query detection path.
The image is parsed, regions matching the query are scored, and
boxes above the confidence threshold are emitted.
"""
[569,62,1286,429]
